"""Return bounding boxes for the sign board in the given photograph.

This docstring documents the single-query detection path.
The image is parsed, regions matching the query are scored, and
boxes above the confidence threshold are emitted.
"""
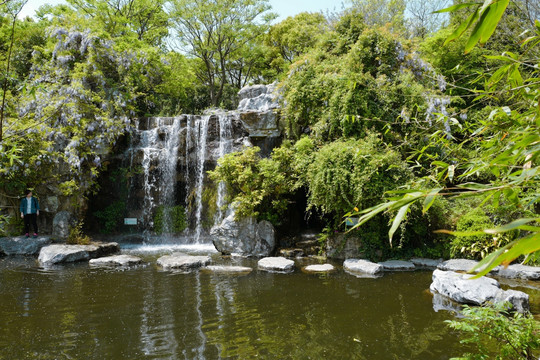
[345,217,359,227]
[124,218,138,225]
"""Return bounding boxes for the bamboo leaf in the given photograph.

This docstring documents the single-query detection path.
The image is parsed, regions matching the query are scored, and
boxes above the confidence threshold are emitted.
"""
[423,188,443,214]
[434,2,478,13]
[389,202,411,246]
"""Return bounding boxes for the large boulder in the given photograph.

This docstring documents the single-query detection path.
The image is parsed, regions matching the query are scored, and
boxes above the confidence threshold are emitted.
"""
[52,211,75,240]
[38,242,119,265]
[211,207,275,257]
[237,83,280,112]
[0,236,52,256]
[430,269,529,313]
[157,253,211,270]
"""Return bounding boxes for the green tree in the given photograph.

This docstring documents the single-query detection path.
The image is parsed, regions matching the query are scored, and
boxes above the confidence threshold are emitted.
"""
[169,0,276,106]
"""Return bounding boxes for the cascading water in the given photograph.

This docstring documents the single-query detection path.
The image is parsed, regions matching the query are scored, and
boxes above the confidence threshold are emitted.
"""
[159,118,181,234]
[192,116,210,243]
[215,114,233,223]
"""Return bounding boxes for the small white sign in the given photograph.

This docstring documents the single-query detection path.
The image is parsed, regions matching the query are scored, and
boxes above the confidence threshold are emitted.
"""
[124,218,138,225]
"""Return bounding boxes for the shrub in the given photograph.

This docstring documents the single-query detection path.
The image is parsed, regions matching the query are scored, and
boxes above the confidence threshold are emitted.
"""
[447,303,540,360]
[93,201,126,234]
[67,222,91,245]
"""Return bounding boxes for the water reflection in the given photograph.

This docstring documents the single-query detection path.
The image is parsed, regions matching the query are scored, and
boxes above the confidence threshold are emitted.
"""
[2,256,521,359]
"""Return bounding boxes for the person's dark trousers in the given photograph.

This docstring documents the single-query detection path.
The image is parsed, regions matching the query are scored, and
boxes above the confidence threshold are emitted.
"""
[23,213,38,234]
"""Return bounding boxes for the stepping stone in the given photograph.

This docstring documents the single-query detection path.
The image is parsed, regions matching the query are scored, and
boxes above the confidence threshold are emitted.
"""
[343,259,383,275]
[202,265,253,274]
[410,258,442,269]
[437,259,499,274]
[38,242,119,265]
[157,252,211,270]
[378,260,415,271]
[89,255,143,267]
[497,264,540,281]
[430,269,529,313]
[304,264,335,273]
[258,257,295,272]
[0,236,52,256]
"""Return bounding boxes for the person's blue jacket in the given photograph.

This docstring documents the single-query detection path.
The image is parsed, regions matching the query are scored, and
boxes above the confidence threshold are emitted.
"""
[20,197,39,215]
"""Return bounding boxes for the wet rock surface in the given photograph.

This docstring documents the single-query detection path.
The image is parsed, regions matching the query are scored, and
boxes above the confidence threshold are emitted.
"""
[378,260,415,271]
[89,255,143,267]
[157,252,211,270]
[304,264,335,273]
[211,207,275,257]
[201,265,253,274]
[0,236,52,256]
[258,257,295,272]
[497,264,540,280]
[38,242,120,265]
[410,258,443,269]
[430,269,529,313]
[437,259,499,274]
[343,259,383,275]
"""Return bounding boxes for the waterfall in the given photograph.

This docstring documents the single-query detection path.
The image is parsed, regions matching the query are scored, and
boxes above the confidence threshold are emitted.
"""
[160,118,181,234]
[215,114,233,222]
[128,118,182,235]
[126,113,240,242]
[193,115,210,243]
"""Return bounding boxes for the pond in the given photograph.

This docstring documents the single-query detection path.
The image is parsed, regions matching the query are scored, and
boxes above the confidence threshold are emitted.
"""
[0,244,538,359]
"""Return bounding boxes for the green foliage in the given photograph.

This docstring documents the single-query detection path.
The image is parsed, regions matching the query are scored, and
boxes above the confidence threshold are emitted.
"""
[66,221,91,245]
[153,205,187,235]
[452,208,497,259]
[304,135,410,216]
[169,0,276,106]
[93,200,126,234]
[208,145,295,223]
[447,303,540,360]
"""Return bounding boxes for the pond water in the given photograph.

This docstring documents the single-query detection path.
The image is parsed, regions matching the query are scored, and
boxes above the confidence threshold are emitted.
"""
[1,244,538,360]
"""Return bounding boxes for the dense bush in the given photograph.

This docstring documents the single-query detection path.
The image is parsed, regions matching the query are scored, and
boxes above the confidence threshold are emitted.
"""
[93,201,127,234]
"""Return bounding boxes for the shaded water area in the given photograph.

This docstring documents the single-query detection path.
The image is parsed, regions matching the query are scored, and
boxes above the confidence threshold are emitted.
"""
[1,246,539,360]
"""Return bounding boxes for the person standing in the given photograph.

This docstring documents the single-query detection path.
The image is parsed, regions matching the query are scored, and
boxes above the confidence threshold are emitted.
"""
[20,190,39,238]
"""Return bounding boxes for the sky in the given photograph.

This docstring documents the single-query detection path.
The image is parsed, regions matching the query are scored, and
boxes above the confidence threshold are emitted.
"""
[19,0,347,21]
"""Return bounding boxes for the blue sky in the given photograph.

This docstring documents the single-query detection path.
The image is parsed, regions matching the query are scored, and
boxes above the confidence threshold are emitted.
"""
[19,0,346,21]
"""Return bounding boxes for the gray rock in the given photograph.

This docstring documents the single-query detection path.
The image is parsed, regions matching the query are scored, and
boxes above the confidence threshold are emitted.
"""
[304,264,335,273]
[379,260,415,271]
[202,265,253,274]
[258,257,295,273]
[89,255,143,267]
[52,211,75,240]
[437,259,499,274]
[0,236,52,256]
[237,83,280,112]
[211,207,275,257]
[38,242,119,265]
[157,253,211,270]
[410,258,443,269]
[497,264,540,280]
[430,269,529,313]
[343,259,383,275]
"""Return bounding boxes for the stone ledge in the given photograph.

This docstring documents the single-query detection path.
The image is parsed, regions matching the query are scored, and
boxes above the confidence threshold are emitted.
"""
[0,236,52,256]
[38,242,119,265]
